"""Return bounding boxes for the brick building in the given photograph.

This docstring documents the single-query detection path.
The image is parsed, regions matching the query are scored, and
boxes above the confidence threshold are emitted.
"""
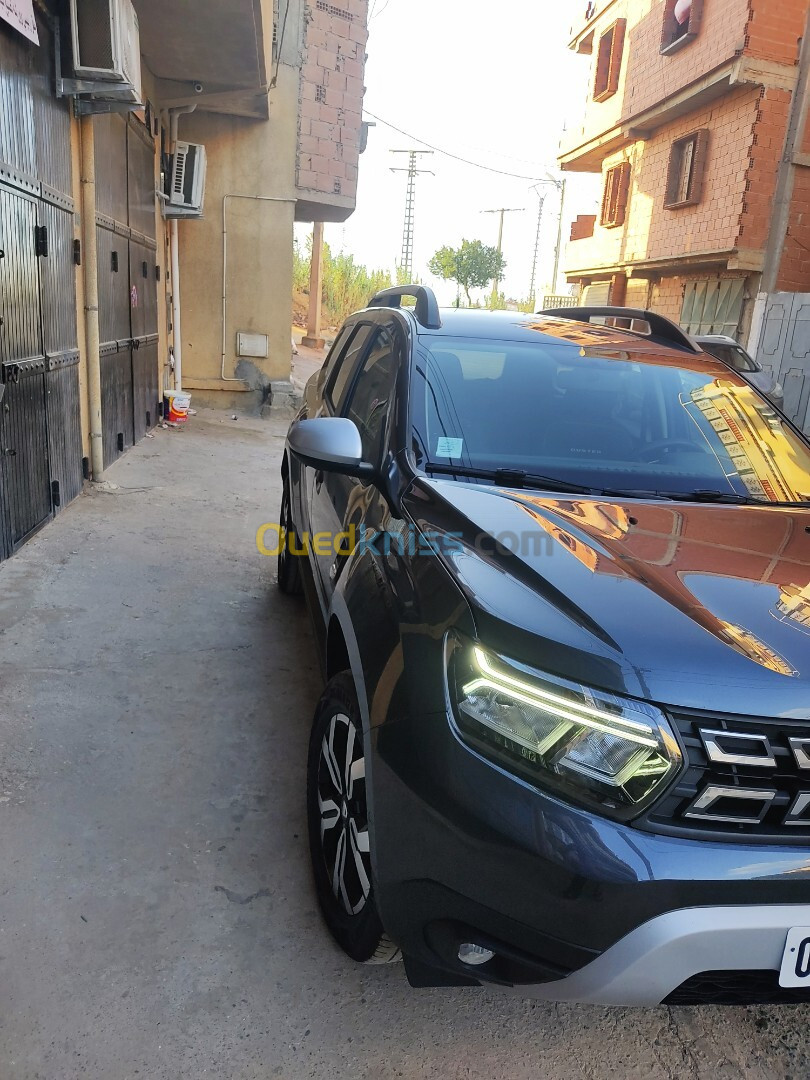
[560,0,810,355]
[297,0,368,219]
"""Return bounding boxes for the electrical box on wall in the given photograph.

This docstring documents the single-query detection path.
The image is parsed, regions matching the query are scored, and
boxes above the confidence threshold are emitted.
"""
[237,333,269,359]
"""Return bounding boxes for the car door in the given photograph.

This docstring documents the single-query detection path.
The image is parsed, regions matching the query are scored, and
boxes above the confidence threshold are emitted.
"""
[308,321,400,608]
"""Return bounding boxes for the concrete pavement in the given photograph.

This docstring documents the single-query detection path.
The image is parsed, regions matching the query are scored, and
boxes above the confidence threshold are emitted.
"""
[0,409,808,1079]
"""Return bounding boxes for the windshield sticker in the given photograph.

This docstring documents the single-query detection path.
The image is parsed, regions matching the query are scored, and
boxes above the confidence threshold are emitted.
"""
[436,437,464,458]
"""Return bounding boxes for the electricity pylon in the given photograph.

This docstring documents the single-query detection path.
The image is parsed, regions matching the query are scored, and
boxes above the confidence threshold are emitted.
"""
[391,150,434,281]
[529,188,547,306]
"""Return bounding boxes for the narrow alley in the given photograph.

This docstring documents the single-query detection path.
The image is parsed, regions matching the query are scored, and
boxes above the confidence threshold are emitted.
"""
[0,413,808,1077]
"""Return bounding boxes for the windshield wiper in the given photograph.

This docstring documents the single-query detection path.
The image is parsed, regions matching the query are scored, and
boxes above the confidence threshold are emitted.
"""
[424,463,614,497]
[649,489,810,507]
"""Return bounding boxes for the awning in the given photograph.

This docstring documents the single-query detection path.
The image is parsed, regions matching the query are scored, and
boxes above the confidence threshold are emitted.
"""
[133,0,269,118]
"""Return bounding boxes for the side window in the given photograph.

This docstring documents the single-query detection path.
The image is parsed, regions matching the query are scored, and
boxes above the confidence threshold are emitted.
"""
[318,324,354,391]
[326,324,374,412]
[345,325,399,464]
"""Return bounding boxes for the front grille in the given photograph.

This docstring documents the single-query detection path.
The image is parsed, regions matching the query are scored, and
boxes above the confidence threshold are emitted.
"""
[642,707,810,843]
[665,970,810,1006]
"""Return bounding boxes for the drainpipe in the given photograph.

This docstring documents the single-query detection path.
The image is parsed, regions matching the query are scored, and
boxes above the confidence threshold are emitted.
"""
[220,193,297,382]
[167,105,197,392]
[79,114,104,480]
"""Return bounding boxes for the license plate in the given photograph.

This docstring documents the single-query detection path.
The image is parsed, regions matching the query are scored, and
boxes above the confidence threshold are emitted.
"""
[779,927,810,988]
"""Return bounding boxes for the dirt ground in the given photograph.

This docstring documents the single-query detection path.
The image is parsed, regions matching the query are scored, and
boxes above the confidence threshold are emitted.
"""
[0,408,808,1079]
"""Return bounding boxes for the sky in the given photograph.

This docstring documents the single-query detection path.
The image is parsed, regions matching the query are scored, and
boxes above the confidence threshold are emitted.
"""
[296,0,601,307]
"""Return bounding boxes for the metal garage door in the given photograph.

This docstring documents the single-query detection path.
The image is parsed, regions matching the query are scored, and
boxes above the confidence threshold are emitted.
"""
[680,278,745,336]
[0,11,83,560]
[754,292,810,432]
[581,282,611,306]
[95,113,158,468]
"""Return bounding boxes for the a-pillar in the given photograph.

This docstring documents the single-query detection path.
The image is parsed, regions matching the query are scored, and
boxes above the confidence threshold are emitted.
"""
[302,221,325,349]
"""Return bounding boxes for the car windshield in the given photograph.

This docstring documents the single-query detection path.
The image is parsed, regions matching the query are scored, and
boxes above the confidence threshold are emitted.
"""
[411,336,810,502]
[699,341,760,374]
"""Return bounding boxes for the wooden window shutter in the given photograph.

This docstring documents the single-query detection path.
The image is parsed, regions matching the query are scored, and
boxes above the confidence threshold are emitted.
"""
[688,128,710,205]
[601,162,631,227]
[594,20,626,101]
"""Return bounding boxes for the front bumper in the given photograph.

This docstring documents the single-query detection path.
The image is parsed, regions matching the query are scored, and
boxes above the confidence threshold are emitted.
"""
[370,711,810,1003]
[505,904,810,1006]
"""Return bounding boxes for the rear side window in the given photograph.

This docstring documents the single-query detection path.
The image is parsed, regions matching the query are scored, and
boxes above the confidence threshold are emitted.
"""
[345,326,399,464]
[702,343,758,374]
[327,324,374,411]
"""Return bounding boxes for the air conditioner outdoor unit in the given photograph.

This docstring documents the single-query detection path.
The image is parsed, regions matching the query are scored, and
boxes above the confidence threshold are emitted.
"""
[165,142,208,219]
[69,0,143,104]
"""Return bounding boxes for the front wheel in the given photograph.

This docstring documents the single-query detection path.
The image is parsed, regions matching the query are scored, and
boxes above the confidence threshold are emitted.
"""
[307,672,400,964]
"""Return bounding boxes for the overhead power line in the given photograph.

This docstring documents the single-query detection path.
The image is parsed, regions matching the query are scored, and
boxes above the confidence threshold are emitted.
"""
[363,110,557,182]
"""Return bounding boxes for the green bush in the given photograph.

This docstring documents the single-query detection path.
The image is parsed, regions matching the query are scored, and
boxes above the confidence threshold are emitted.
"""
[294,236,393,326]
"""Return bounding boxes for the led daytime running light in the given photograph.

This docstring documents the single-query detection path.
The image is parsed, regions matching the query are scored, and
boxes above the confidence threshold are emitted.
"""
[464,647,659,749]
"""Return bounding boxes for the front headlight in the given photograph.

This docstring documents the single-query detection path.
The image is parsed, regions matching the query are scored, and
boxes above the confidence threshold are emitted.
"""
[447,636,682,820]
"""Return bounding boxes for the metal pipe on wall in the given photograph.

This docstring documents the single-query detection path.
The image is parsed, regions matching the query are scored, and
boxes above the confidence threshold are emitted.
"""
[167,105,197,392]
[220,194,297,383]
[79,114,104,480]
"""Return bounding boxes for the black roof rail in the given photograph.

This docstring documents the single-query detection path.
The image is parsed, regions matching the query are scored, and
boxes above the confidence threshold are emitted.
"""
[539,305,702,354]
[369,286,442,330]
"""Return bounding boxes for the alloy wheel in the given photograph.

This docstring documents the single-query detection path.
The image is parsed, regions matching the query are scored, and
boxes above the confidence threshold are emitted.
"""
[317,712,371,916]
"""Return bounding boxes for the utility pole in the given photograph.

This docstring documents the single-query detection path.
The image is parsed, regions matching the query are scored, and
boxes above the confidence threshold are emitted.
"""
[528,188,547,305]
[483,207,524,307]
[391,150,434,281]
[552,178,568,296]
[531,175,568,300]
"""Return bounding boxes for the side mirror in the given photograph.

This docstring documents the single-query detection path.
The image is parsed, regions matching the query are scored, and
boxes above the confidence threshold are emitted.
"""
[287,417,376,480]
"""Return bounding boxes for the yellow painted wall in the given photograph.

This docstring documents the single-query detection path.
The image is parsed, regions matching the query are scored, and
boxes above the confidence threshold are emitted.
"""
[177,59,300,407]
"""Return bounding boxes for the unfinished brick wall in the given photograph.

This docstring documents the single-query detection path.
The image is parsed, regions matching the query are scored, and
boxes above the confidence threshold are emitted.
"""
[737,87,792,251]
[297,0,368,203]
[563,0,750,154]
[564,0,805,165]
[744,0,805,65]
[567,87,761,274]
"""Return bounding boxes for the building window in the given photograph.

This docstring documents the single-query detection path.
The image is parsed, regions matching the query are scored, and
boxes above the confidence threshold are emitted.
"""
[661,0,703,54]
[665,130,709,209]
[600,162,631,227]
[593,19,626,101]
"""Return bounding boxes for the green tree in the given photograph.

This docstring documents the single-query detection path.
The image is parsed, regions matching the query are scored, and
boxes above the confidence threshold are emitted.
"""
[428,239,506,307]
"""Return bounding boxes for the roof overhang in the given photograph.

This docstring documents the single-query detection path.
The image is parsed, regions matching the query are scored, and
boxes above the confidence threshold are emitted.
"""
[560,56,798,172]
[133,0,270,119]
[295,192,358,224]
[566,247,765,282]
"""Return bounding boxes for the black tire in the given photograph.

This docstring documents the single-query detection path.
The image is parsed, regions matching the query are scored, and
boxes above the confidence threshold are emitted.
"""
[278,475,303,596]
[307,672,401,964]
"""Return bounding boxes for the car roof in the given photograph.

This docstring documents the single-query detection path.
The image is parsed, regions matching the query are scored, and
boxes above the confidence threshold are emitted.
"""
[409,307,704,355]
[694,334,740,345]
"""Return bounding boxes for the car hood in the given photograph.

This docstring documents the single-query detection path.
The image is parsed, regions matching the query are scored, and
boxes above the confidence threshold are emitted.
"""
[403,478,810,717]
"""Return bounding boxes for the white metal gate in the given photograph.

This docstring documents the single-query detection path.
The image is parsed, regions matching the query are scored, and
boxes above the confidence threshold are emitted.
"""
[754,292,810,432]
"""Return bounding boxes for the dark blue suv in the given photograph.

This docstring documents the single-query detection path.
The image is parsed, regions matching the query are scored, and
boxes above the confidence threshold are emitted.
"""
[280,286,810,1005]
